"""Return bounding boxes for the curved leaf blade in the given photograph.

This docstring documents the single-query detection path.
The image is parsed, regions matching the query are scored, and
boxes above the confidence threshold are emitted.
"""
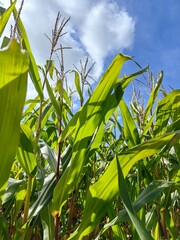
[51,54,131,215]
[69,131,180,239]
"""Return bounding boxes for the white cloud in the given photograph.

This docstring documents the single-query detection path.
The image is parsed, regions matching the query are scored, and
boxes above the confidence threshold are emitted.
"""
[81,2,134,56]
[2,0,135,97]
[57,0,135,77]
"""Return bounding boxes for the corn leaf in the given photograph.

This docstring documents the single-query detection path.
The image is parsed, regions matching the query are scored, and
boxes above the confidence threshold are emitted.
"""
[12,7,43,99]
[59,67,148,144]
[39,139,57,173]
[0,1,16,37]
[0,38,29,202]
[28,173,55,219]
[45,78,61,118]
[17,124,37,176]
[73,70,83,105]
[69,131,180,239]
[51,54,131,215]
[3,178,23,204]
[104,180,174,227]
[154,90,180,136]
[41,205,55,240]
[116,156,153,240]
[119,99,140,147]
[143,71,163,122]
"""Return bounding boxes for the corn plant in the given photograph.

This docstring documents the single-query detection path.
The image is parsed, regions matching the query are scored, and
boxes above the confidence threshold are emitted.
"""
[0,2,180,239]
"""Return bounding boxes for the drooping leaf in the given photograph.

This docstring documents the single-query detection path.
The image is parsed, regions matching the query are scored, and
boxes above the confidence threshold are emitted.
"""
[3,178,23,204]
[39,139,57,173]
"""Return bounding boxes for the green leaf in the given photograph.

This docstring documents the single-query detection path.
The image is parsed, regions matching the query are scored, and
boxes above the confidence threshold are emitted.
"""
[1,36,10,48]
[105,180,175,227]
[12,7,43,99]
[116,156,153,240]
[154,90,180,136]
[39,139,57,173]
[0,38,29,202]
[119,99,140,147]
[28,173,55,219]
[41,205,55,240]
[17,124,37,176]
[51,54,131,215]
[143,71,163,122]
[45,60,54,79]
[0,216,10,240]
[73,70,83,105]
[45,78,61,118]
[69,131,180,239]
[59,67,147,144]
[0,1,17,37]
[3,178,23,204]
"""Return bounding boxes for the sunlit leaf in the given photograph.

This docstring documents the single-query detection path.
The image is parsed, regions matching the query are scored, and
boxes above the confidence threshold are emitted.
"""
[0,1,16,37]
[120,99,140,147]
[116,156,153,240]
[51,54,131,215]
[69,131,180,239]
[0,38,29,201]
[17,124,37,176]
[154,90,180,136]
[73,70,83,105]
[143,71,163,122]
[12,7,43,99]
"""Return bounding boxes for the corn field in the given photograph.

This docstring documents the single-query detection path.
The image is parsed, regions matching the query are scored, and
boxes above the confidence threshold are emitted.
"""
[0,2,180,240]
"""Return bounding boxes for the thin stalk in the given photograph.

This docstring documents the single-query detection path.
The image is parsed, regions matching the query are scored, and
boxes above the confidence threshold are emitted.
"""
[23,175,33,225]
[161,188,171,239]
[67,190,76,236]
[54,45,64,240]
[56,117,62,183]
[155,202,164,237]
[34,63,51,154]
[55,213,60,240]
[54,111,62,240]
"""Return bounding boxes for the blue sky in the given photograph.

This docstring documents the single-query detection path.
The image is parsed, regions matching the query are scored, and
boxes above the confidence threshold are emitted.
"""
[2,0,180,99]
[114,0,180,91]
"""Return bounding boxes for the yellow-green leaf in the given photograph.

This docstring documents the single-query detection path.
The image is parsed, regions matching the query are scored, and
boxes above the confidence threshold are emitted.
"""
[0,1,17,37]
[0,38,29,202]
